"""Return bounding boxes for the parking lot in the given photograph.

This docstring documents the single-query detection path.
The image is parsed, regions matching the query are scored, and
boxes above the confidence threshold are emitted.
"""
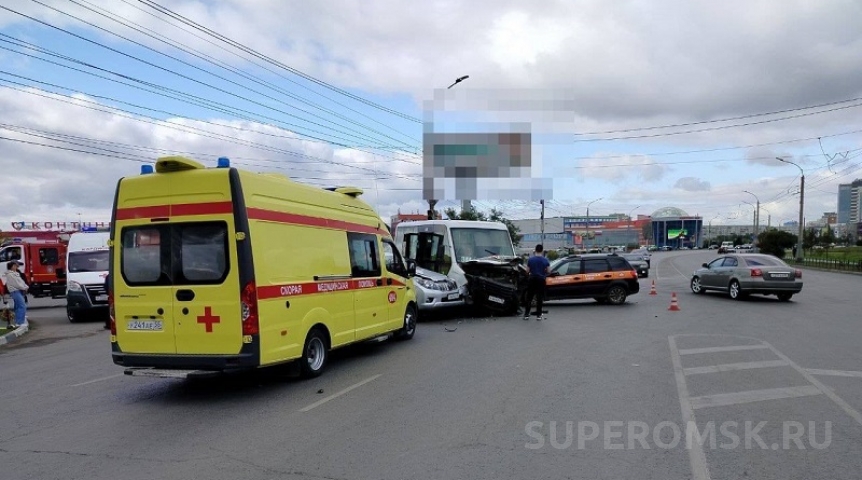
[2,250,861,480]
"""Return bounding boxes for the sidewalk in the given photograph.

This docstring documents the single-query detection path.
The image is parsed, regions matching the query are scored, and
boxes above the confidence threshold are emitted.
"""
[0,320,30,347]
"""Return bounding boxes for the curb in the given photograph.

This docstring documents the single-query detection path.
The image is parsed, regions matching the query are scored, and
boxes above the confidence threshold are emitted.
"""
[0,321,30,347]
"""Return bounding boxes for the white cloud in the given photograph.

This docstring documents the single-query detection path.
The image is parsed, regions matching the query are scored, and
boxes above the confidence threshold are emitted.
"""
[575,154,669,182]
[675,177,711,192]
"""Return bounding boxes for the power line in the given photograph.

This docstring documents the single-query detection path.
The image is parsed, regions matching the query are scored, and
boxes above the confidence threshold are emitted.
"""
[574,95,862,136]
[0,81,422,181]
[0,71,420,168]
[137,0,422,124]
[573,102,862,142]
[0,10,409,152]
[41,0,420,151]
[114,0,420,145]
[0,122,412,179]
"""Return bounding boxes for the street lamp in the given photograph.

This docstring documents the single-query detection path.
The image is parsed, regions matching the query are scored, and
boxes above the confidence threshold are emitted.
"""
[627,205,641,249]
[759,206,771,228]
[742,200,756,243]
[428,75,470,219]
[708,214,720,246]
[743,190,760,238]
[585,197,602,250]
[776,157,805,261]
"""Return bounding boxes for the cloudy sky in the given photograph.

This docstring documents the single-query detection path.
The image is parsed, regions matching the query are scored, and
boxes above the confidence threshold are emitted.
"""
[2,0,862,232]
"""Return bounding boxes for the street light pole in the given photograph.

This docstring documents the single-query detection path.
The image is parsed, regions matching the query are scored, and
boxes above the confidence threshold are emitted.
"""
[777,157,805,261]
[743,190,760,239]
[627,205,641,250]
[584,198,602,250]
[708,214,720,246]
[427,75,470,218]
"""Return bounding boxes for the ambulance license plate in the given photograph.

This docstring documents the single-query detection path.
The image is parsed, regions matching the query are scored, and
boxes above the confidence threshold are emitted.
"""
[488,295,505,304]
[127,320,163,331]
[447,293,460,300]
[95,295,108,302]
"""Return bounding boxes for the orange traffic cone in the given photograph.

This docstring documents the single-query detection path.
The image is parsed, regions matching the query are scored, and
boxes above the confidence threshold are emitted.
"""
[649,280,657,295]
[668,292,681,311]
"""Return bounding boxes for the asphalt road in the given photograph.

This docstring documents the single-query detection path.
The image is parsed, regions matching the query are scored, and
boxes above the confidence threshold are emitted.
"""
[2,250,861,480]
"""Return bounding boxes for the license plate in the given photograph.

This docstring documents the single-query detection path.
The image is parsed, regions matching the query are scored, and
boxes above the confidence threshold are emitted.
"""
[771,273,789,278]
[488,295,505,304]
[447,293,460,300]
[127,320,163,331]
[95,295,108,302]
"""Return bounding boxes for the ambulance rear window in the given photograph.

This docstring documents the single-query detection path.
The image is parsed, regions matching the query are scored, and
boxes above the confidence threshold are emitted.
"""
[120,222,229,286]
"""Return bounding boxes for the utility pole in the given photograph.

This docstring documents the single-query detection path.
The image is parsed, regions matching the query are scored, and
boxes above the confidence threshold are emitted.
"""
[777,157,805,261]
[743,190,760,242]
[585,197,602,251]
[540,199,545,246]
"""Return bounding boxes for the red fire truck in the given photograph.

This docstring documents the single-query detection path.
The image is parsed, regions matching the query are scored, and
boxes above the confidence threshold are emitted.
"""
[0,239,68,298]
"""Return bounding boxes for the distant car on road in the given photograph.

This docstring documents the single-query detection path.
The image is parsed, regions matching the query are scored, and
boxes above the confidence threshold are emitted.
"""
[690,253,803,301]
[620,253,649,278]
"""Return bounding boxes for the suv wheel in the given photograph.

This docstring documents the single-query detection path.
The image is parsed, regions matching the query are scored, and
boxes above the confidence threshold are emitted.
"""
[606,285,627,305]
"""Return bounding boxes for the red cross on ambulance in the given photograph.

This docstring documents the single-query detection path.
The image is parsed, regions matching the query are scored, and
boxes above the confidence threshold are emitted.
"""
[197,306,220,333]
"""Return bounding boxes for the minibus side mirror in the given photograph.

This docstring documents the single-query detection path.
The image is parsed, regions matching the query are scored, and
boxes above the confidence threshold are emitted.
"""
[406,259,417,277]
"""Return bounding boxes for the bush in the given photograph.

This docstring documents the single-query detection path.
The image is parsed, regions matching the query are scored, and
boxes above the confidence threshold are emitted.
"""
[546,250,559,261]
[757,229,797,259]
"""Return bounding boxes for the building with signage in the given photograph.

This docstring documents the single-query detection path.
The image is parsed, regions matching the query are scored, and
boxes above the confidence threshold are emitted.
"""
[650,207,703,248]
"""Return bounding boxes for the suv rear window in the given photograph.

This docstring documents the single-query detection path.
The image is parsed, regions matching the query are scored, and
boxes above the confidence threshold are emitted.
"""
[121,222,229,286]
[608,256,632,271]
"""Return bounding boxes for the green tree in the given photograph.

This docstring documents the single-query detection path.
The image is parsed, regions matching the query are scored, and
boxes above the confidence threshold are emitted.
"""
[757,229,797,259]
[443,206,522,247]
[820,225,836,247]
[802,228,818,251]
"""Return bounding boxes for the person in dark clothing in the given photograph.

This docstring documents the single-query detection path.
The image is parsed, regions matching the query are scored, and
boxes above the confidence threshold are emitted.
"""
[523,244,551,321]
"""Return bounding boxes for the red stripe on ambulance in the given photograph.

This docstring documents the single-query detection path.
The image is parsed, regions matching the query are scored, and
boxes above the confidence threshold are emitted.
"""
[257,278,405,300]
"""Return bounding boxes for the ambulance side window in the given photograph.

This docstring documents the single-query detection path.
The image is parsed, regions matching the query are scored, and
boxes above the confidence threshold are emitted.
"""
[348,233,380,278]
[382,241,407,278]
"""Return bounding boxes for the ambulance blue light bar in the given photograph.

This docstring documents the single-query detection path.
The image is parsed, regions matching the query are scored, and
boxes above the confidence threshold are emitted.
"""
[141,165,154,175]
[217,157,230,168]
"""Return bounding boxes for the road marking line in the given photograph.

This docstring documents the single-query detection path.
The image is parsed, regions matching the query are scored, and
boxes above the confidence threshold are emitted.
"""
[689,385,822,410]
[299,374,382,413]
[668,336,712,480]
[764,343,862,427]
[70,373,124,387]
[806,368,862,378]
[677,344,769,355]
[683,360,789,375]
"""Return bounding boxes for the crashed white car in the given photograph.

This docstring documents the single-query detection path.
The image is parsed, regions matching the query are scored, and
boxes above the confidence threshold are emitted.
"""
[412,267,466,311]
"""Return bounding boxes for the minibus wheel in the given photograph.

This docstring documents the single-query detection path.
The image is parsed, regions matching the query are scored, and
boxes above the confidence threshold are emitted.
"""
[300,328,328,378]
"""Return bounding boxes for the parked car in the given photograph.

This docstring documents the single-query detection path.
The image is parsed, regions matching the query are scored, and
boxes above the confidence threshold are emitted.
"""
[690,253,803,301]
[621,253,649,278]
[538,253,641,305]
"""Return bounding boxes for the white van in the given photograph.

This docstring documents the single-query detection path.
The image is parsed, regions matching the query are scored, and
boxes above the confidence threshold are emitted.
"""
[393,220,522,314]
[66,229,110,322]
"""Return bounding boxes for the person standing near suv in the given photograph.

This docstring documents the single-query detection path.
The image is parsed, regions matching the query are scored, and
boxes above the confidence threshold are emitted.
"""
[523,244,550,321]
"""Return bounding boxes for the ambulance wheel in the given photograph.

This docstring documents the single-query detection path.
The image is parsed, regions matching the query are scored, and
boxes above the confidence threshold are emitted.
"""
[299,328,328,379]
[395,305,417,341]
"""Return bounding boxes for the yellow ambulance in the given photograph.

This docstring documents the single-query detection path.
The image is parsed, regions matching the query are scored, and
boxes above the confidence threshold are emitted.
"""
[108,156,418,379]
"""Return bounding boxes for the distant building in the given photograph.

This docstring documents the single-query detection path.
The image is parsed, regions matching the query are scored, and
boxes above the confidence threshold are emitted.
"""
[838,179,862,224]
